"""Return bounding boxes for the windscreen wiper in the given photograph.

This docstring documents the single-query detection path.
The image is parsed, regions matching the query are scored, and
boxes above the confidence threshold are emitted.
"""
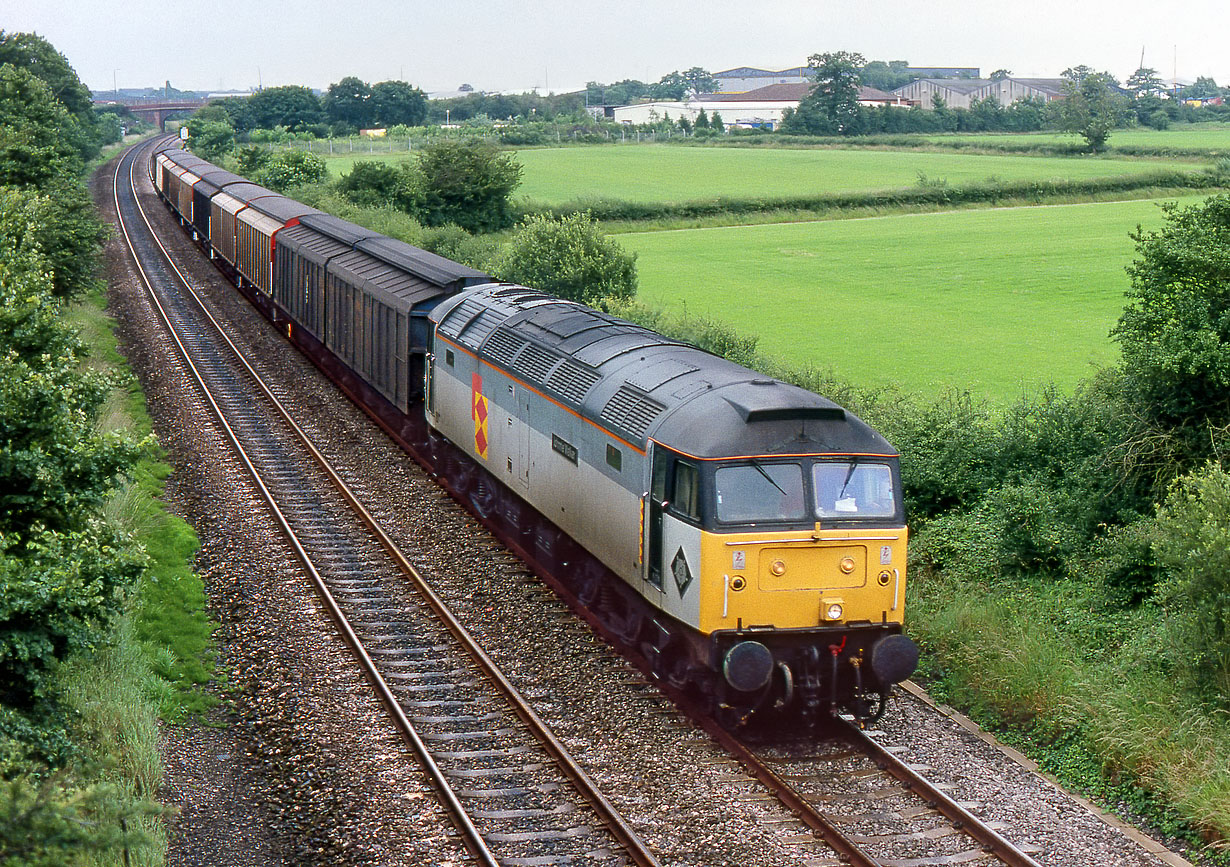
[837,458,859,499]
[750,460,787,496]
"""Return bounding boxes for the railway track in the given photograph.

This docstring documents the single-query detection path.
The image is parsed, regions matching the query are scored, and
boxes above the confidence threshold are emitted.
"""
[114,137,1070,867]
[113,137,659,867]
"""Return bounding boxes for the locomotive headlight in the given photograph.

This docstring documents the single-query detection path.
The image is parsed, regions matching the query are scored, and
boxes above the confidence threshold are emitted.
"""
[839,556,856,574]
[770,559,787,576]
[823,600,844,621]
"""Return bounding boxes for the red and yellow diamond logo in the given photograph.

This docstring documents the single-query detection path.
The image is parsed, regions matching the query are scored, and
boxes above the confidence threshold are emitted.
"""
[471,372,489,460]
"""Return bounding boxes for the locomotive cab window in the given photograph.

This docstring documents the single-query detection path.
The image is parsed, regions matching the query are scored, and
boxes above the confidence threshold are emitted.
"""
[671,461,701,522]
[715,462,806,524]
[813,460,897,519]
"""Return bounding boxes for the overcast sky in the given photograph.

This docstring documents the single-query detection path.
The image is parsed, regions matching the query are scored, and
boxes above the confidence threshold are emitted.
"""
[8,0,1228,96]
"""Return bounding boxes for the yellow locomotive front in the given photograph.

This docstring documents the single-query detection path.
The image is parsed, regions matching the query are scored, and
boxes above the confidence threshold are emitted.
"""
[645,419,917,721]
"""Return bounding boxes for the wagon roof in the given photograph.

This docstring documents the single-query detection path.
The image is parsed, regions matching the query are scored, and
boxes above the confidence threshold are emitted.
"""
[297,213,488,290]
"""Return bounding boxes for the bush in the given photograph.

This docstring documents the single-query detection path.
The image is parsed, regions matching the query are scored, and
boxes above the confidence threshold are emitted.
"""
[336,160,408,207]
[882,389,997,520]
[492,212,636,305]
[413,139,523,233]
[1152,462,1230,704]
[1113,194,1230,469]
[416,225,498,271]
[252,150,328,192]
[233,145,270,178]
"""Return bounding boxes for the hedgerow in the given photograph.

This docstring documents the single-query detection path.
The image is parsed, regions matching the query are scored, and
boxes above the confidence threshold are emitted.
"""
[524,169,1225,225]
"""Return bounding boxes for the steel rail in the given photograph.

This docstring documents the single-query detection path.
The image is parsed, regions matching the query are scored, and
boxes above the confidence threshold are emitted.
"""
[836,718,1046,867]
[115,137,499,867]
[116,138,660,867]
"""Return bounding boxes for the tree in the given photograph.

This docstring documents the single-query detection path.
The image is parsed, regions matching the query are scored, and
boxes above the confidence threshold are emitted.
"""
[1059,66,1124,151]
[990,68,1013,81]
[786,51,866,135]
[650,71,689,101]
[94,111,123,145]
[1111,194,1230,463]
[184,118,234,161]
[710,111,725,133]
[967,95,1005,131]
[413,139,523,233]
[371,80,427,127]
[680,67,718,95]
[210,95,257,133]
[1182,76,1221,100]
[859,60,912,91]
[1126,66,1166,99]
[0,31,93,123]
[246,85,323,131]
[324,76,375,129]
[694,109,710,129]
[492,213,637,305]
[587,79,649,106]
[0,65,83,187]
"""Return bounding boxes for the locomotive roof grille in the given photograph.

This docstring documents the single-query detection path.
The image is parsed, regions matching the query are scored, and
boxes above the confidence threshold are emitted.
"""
[461,310,504,346]
[483,327,525,367]
[547,362,601,404]
[437,296,487,339]
[601,385,666,439]
[513,342,560,383]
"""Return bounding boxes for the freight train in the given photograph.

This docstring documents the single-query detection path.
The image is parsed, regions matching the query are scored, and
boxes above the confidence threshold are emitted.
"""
[150,138,918,723]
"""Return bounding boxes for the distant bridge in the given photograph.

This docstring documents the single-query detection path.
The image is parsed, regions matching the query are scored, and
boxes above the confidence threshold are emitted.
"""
[94,98,207,128]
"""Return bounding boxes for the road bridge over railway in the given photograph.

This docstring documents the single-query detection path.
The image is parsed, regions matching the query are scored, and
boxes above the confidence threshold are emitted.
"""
[96,99,207,128]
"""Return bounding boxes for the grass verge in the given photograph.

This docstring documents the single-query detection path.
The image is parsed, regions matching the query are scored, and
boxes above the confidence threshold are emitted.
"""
[908,568,1230,860]
[54,273,219,864]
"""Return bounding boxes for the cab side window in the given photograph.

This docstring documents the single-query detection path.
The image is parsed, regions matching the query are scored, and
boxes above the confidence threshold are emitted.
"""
[672,461,701,523]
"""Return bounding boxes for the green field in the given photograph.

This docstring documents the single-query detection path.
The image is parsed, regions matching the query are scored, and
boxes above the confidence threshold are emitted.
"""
[510,146,1201,206]
[930,123,1230,150]
[621,195,1209,403]
[320,144,1203,206]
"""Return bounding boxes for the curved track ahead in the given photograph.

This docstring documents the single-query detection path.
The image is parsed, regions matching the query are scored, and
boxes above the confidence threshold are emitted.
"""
[113,137,660,867]
[116,136,1049,867]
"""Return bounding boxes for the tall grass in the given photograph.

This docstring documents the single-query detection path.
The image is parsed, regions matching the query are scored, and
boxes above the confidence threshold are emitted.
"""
[909,568,1230,852]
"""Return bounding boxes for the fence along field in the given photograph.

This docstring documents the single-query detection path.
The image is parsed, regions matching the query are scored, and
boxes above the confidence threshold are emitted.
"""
[620,195,1210,404]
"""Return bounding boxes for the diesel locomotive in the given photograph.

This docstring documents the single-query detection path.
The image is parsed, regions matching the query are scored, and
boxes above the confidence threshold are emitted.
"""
[150,138,918,722]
